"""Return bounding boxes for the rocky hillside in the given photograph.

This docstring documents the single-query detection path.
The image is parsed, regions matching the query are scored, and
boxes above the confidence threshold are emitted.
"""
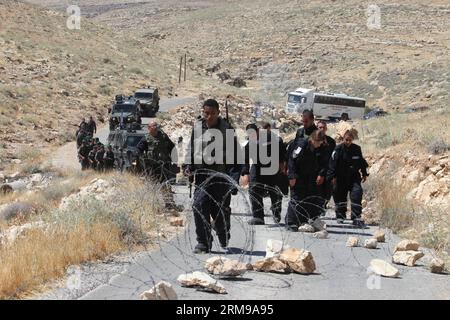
[0,0,188,170]
[59,0,450,109]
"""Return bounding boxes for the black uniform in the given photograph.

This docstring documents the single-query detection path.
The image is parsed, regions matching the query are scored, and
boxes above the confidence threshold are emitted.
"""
[137,129,176,182]
[104,149,115,171]
[242,130,287,223]
[88,149,97,170]
[295,124,318,140]
[318,135,336,211]
[87,119,97,135]
[327,143,369,220]
[78,144,91,170]
[286,138,326,227]
[185,117,241,250]
[95,148,105,171]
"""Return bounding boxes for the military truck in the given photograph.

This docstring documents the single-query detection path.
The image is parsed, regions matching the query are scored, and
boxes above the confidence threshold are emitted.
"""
[107,128,147,172]
[134,87,160,117]
[108,95,142,130]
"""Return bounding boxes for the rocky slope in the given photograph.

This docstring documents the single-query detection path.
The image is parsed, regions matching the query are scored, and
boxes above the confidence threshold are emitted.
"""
[0,0,185,170]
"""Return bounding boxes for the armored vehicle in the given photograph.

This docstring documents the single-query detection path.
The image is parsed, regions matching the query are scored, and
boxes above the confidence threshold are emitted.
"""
[107,128,147,172]
[134,87,160,117]
[109,95,142,130]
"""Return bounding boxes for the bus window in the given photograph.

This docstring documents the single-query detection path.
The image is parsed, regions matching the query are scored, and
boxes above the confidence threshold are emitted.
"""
[288,95,302,103]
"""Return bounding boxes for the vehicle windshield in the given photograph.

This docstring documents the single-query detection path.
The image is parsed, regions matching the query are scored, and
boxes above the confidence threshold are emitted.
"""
[113,104,135,113]
[125,135,144,147]
[135,92,153,99]
[288,94,302,103]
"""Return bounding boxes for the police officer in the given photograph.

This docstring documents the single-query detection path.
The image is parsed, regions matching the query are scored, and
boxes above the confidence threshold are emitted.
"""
[295,109,318,140]
[327,130,369,227]
[77,140,91,170]
[76,119,89,148]
[104,145,115,171]
[184,99,241,253]
[87,116,97,136]
[317,120,336,213]
[88,145,98,170]
[285,130,326,231]
[137,121,175,181]
[95,144,105,172]
[241,123,287,225]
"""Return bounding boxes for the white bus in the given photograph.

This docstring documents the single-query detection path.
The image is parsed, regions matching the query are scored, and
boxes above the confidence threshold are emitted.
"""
[285,88,366,120]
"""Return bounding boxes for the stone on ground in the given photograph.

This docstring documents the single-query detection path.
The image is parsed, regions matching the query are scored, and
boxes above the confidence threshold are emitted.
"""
[346,236,359,247]
[429,258,445,274]
[394,239,420,252]
[252,257,289,273]
[140,281,178,300]
[392,250,424,267]
[205,257,248,277]
[279,248,316,274]
[370,259,400,278]
[177,271,227,294]
[298,224,315,233]
[265,239,289,258]
[373,229,386,242]
[364,238,378,249]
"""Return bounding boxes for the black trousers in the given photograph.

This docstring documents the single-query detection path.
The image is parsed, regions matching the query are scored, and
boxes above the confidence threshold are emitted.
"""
[318,180,333,212]
[285,180,321,226]
[333,180,363,220]
[249,181,282,221]
[192,174,230,247]
[80,159,90,170]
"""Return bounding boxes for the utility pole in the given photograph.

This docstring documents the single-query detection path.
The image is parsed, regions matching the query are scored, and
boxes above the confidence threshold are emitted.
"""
[178,56,183,84]
[184,53,187,82]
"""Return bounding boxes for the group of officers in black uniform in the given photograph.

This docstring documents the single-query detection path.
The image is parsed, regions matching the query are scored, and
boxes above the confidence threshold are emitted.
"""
[76,99,369,254]
[184,99,369,254]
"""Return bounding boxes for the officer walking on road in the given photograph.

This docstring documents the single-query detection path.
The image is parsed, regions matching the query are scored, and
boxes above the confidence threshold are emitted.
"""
[104,145,115,171]
[87,116,97,136]
[285,130,327,231]
[316,120,336,213]
[78,140,91,171]
[137,121,176,181]
[327,130,369,227]
[241,123,287,225]
[184,99,242,253]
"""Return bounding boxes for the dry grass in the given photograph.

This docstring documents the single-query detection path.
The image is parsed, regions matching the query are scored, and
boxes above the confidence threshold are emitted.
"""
[0,223,123,299]
[0,171,167,299]
[362,153,450,267]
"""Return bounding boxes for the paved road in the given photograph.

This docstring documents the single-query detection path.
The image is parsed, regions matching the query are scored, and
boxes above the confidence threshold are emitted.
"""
[50,97,196,171]
[43,186,449,300]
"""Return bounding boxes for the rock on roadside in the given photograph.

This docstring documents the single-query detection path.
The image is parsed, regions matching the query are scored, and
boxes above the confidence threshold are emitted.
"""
[392,250,424,267]
[140,281,178,300]
[429,258,445,274]
[394,240,420,252]
[346,236,359,247]
[370,259,400,278]
[177,271,227,294]
[279,248,316,274]
[252,257,289,273]
[373,229,386,242]
[205,257,248,277]
[364,238,378,249]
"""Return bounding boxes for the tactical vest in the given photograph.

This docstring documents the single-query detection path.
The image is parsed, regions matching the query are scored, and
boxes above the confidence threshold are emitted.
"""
[192,117,232,173]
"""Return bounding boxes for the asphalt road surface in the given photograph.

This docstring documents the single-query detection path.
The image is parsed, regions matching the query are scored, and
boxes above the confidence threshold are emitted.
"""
[42,187,450,300]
